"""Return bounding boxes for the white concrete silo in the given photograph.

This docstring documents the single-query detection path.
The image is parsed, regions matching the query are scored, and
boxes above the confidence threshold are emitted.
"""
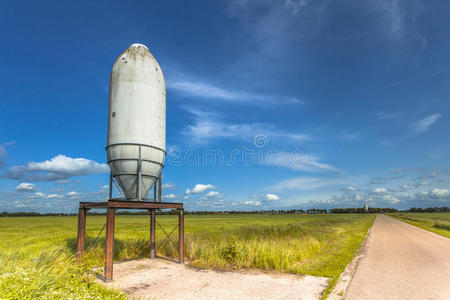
[106,43,166,200]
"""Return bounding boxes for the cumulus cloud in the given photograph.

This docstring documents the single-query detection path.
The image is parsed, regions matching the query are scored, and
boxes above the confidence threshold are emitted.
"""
[15,182,38,192]
[412,113,442,134]
[185,184,215,195]
[382,194,400,204]
[265,194,279,201]
[371,187,387,194]
[205,191,219,198]
[46,194,63,199]
[66,191,80,197]
[201,191,224,201]
[163,193,176,199]
[3,155,109,182]
[428,188,449,199]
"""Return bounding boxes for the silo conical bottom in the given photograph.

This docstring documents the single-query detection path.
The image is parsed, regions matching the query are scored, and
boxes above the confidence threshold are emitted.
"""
[114,175,156,200]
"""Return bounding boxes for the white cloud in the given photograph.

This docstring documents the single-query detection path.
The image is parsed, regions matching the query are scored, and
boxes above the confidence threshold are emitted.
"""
[341,186,358,192]
[15,182,38,192]
[66,191,80,197]
[0,141,15,158]
[162,182,176,189]
[265,152,337,172]
[377,0,425,42]
[183,108,310,145]
[31,192,46,198]
[245,200,261,206]
[265,194,279,201]
[429,188,449,199]
[383,194,400,204]
[46,194,63,199]
[412,114,442,134]
[168,80,270,103]
[205,191,219,198]
[377,111,401,120]
[0,141,15,169]
[268,177,348,191]
[163,193,176,199]
[288,97,305,104]
[4,155,109,181]
[185,184,216,195]
[371,187,387,194]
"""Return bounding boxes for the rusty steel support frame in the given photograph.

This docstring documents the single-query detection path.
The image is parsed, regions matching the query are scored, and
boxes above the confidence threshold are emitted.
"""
[105,208,116,280]
[76,207,87,262]
[158,173,162,202]
[150,209,156,258]
[178,209,184,263]
[76,200,184,281]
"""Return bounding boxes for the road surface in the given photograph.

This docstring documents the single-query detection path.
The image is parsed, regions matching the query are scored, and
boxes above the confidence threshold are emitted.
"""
[345,214,450,300]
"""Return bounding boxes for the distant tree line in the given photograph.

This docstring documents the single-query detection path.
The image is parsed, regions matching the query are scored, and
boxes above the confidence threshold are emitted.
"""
[406,207,450,213]
[329,207,399,213]
[1,207,448,217]
[0,212,77,217]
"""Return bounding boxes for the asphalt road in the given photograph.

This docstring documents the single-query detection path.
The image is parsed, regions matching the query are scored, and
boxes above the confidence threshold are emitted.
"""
[345,214,450,300]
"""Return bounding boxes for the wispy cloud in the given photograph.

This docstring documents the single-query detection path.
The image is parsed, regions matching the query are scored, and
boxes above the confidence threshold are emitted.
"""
[265,152,338,172]
[268,176,348,192]
[377,111,401,120]
[162,182,176,189]
[183,108,310,144]
[168,80,270,103]
[411,113,442,134]
[376,0,426,47]
[0,141,15,169]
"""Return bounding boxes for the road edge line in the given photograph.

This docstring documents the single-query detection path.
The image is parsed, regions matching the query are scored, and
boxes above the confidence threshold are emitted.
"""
[326,216,376,300]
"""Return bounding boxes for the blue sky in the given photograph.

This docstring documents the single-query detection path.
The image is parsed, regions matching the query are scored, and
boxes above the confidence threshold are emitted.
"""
[1,0,450,212]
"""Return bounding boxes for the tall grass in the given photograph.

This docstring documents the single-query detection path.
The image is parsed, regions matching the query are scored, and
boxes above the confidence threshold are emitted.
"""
[0,214,375,298]
[390,212,450,238]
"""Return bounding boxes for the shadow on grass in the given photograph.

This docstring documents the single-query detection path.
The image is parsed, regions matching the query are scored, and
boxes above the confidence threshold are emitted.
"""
[65,237,150,259]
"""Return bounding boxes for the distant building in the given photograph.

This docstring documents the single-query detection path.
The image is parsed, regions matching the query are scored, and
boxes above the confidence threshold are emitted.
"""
[364,203,369,213]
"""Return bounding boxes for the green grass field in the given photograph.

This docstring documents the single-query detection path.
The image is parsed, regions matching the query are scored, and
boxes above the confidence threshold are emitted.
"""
[0,213,375,299]
[389,212,450,238]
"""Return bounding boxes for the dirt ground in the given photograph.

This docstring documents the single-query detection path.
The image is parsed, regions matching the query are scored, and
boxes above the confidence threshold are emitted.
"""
[101,258,329,300]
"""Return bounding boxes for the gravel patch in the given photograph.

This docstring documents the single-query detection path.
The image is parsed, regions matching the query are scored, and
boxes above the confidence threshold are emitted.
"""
[101,258,329,300]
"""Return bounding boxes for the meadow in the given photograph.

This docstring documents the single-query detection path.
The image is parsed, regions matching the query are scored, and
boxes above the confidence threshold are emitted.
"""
[0,213,375,299]
[390,212,450,238]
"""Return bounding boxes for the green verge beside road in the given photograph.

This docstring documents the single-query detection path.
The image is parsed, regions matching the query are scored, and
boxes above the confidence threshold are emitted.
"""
[0,213,375,299]
[389,213,450,238]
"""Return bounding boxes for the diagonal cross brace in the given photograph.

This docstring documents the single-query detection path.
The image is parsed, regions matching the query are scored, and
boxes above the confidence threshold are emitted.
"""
[156,221,179,250]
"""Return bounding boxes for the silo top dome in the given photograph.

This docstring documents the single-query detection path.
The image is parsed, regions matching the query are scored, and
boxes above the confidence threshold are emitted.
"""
[129,43,149,50]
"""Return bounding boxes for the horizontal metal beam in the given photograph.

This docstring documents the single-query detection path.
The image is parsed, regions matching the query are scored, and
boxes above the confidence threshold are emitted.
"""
[105,143,166,154]
[79,200,183,210]
[107,158,164,167]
